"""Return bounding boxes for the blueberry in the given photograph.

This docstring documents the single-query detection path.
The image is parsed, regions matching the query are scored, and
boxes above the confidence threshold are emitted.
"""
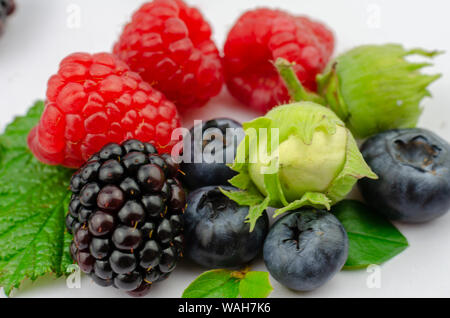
[263,209,348,291]
[180,118,245,190]
[358,128,450,223]
[184,186,269,268]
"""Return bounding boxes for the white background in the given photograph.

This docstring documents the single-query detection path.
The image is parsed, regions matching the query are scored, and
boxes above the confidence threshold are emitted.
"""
[0,0,449,298]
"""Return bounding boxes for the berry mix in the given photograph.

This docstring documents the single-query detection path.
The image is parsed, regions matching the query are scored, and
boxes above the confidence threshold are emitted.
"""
[0,0,449,298]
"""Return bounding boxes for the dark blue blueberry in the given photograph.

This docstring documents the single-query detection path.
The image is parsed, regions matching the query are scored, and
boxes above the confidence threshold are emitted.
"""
[180,118,245,190]
[263,209,348,291]
[184,186,268,268]
[358,128,450,223]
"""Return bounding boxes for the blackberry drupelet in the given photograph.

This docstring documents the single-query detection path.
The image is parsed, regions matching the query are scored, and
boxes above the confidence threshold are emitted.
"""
[66,140,186,296]
[0,0,15,34]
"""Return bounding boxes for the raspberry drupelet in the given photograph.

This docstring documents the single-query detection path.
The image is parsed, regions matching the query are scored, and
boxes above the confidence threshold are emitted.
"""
[28,52,181,168]
[114,0,224,112]
[224,8,334,113]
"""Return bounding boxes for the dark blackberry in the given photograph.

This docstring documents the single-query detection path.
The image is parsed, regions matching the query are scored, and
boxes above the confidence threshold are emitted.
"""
[67,140,185,296]
[0,0,14,34]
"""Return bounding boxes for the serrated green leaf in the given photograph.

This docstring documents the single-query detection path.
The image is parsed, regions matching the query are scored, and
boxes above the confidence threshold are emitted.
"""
[183,269,273,299]
[220,186,268,232]
[239,271,273,298]
[182,269,240,298]
[220,186,264,207]
[332,200,409,269]
[0,101,74,296]
[246,197,271,231]
[228,171,253,190]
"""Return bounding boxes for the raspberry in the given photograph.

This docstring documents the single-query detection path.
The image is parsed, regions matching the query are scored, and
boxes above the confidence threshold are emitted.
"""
[113,0,223,112]
[28,52,181,168]
[224,8,334,113]
[0,0,15,33]
[66,140,185,296]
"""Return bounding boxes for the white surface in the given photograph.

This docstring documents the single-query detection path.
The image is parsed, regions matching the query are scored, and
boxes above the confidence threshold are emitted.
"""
[0,0,449,298]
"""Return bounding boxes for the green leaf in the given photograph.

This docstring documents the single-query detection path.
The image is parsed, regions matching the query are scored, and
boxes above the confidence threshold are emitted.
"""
[239,271,273,298]
[182,269,240,298]
[0,101,74,296]
[183,269,273,298]
[220,183,270,232]
[332,200,409,269]
[228,171,254,191]
[220,186,264,207]
[246,197,271,231]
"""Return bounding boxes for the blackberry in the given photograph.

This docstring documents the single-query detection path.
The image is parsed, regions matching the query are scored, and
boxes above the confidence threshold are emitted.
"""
[66,140,185,296]
[0,0,15,34]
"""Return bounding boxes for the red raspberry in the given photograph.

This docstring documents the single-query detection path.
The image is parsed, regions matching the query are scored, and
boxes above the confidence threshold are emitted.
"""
[113,0,223,112]
[224,8,334,113]
[28,52,181,168]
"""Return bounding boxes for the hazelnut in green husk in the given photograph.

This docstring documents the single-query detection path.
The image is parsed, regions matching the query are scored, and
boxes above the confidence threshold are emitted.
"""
[317,44,441,138]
